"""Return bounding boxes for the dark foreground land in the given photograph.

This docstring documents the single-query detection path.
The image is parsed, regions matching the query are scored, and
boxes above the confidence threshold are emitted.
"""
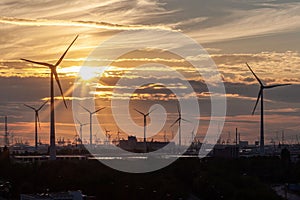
[0,155,298,200]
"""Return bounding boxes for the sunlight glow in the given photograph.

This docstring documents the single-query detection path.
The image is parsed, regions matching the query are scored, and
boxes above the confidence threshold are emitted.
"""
[79,66,106,80]
[58,66,80,77]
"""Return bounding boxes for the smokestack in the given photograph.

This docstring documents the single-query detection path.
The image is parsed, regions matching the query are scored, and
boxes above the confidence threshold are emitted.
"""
[235,128,238,146]
[5,116,7,136]
[4,116,9,146]
[282,130,285,145]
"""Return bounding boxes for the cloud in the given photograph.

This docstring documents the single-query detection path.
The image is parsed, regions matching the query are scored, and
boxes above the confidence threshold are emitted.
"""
[186,2,300,43]
[265,108,300,113]
[211,51,300,84]
[0,16,173,31]
[1,0,300,145]
[3,50,299,86]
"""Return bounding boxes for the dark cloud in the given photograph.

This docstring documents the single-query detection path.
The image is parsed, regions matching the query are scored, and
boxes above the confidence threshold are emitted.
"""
[242,77,255,82]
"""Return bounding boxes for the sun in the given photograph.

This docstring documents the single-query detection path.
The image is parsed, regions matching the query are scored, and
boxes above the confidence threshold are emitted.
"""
[79,66,106,81]
[58,65,112,81]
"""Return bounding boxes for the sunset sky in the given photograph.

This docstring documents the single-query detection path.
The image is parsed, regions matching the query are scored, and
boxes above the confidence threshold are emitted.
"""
[1,0,300,146]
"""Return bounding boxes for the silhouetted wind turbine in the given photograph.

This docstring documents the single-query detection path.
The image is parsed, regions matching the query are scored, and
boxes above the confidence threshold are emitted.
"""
[104,128,111,144]
[79,105,105,148]
[117,128,121,142]
[24,101,48,149]
[21,35,78,160]
[191,127,195,144]
[134,108,156,148]
[170,105,189,147]
[246,63,291,155]
[93,132,99,145]
[76,119,88,143]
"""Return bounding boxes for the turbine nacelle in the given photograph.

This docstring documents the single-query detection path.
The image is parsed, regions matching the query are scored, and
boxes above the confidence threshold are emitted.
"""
[170,104,190,128]
[79,104,106,115]
[76,119,89,127]
[134,107,156,117]
[24,101,48,128]
[246,63,291,115]
[21,35,79,109]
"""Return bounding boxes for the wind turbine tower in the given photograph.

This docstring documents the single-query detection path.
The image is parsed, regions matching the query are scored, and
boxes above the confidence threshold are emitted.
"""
[191,127,195,144]
[104,128,111,145]
[117,129,121,143]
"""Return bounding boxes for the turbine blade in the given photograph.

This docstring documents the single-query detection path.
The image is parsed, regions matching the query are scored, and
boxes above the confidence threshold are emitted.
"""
[37,100,48,111]
[246,63,263,86]
[75,117,81,125]
[79,104,91,113]
[177,104,180,115]
[55,35,79,67]
[252,89,262,115]
[93,107,105,114]
[21,58,53,68]
[265,84,291,89]
[182,118,191,123]
[134,108,145,116]
[53,68,67,108]
[37,113,41,129]
[24,104,36,111]
[147,107,157,115]
[170,118,180,128]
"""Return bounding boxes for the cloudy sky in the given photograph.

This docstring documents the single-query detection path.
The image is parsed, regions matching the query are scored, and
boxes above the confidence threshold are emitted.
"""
[1,0,300,146]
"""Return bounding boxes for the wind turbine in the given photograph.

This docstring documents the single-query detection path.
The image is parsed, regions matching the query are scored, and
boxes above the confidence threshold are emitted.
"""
[170,105,189,147]
[79,105,105,148]
[24,101,48,149]
[246,63,291,155]
[191,127,195,144]
[163,130,167,142]
[76,119,88,144]
[21,35,78,160]
[117,128,121,143]
[134,108,156,149]
[93,131,99,145]
[104,128,111,144]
